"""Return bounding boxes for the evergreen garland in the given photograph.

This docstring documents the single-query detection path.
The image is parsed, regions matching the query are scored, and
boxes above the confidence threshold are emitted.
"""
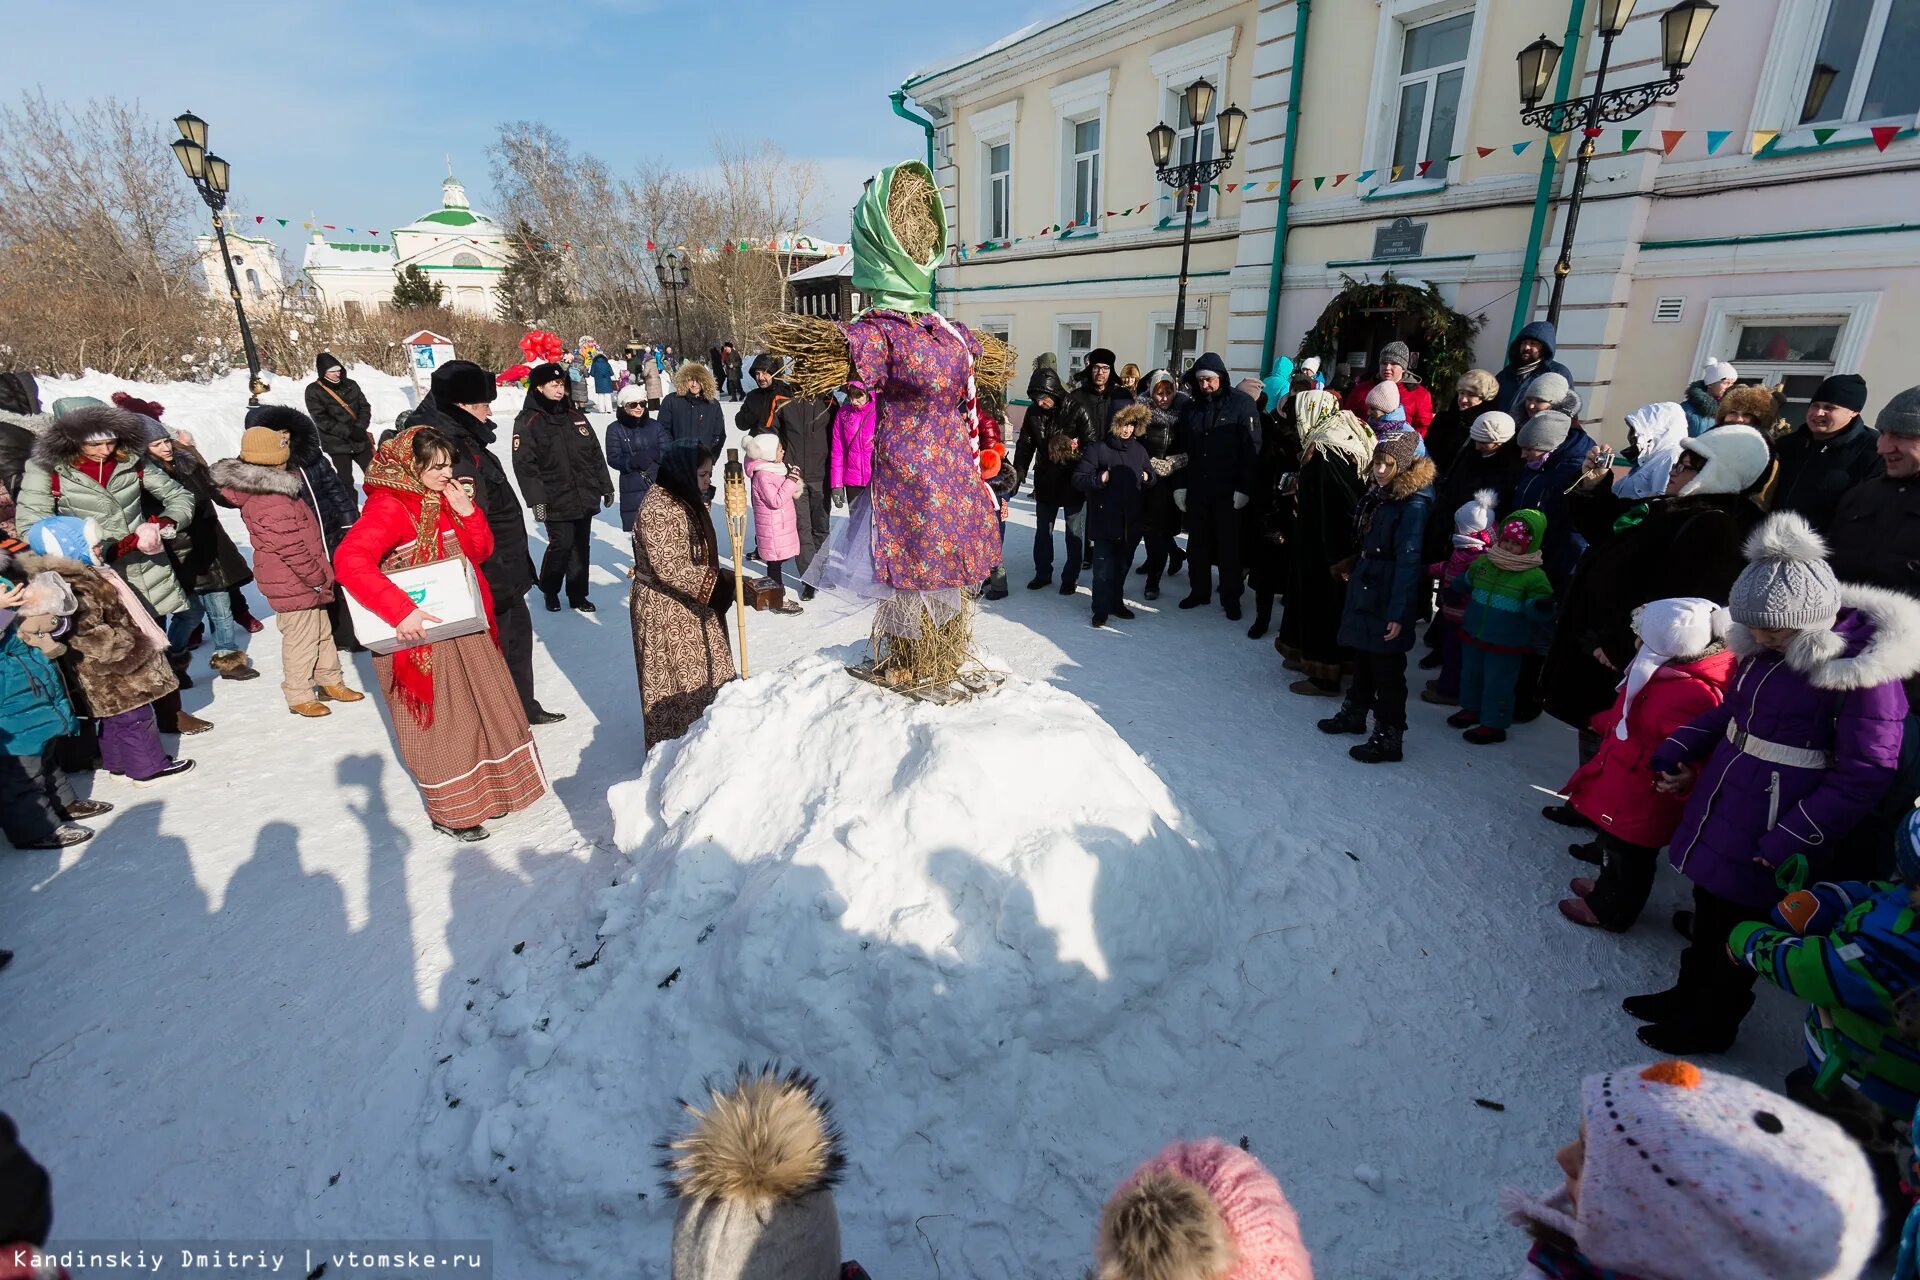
[1297,271,1485,395]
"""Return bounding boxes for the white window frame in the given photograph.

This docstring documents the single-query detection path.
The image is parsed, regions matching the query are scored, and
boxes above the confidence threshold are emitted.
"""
[1750,0,1920,141]
[1050,71,1111,236]
[1055,313,1100,377]
[1362,1,1489,195]
[968,100,1020,245]
[1147,307,1208,376]
[1691,291,1880,392]
[1151,27,1238,225]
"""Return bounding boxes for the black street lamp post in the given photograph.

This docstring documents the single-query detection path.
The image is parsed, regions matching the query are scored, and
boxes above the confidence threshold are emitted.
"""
[1147,80,1246,375]
[1518,0,1718,329]
[170,111,267,405]
[654,251,692,363]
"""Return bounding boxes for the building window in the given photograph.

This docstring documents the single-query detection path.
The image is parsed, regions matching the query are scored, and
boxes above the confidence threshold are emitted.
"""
[1168,86,1218,217]
[1391,12,1472,182]
[1068,118,1101,228]
[987,143,1012,241]
[452,251,481,268]
[1150,312,1205,375]
[343,300,364,322]
[1798,0,1920,125]
[976,316,1014,353]
[1056,316,1098,376]
[1732,320,1843,427]
[244,268,261,297]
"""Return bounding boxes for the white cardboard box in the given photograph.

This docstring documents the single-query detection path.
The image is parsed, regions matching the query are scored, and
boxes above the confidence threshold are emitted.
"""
[344,556,489,654]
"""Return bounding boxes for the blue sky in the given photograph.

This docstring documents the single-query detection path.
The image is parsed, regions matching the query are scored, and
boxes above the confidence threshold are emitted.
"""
[5,0,1072,258]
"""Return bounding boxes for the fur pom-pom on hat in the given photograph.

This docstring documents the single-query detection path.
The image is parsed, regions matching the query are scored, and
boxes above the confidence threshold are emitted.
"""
[1729,512,1842,631]
[1098,1139,1312,1280]
[662,1065,846,1280]
[1455,488,1497,537]
[742,432,782,463]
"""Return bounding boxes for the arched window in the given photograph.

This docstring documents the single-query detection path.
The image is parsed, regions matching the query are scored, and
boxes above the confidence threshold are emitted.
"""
[245,269,261,297]
[452,252,481,268]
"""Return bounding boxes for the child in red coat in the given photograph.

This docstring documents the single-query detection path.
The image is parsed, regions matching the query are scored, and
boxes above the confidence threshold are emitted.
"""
[1558,597,1735,930]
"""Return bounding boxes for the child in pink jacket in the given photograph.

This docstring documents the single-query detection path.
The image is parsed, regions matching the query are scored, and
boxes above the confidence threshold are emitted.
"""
[1423,489,1494,705]
[828,380,876,509]
[743,432,805,615]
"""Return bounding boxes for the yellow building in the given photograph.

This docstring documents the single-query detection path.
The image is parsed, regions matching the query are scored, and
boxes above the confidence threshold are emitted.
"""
[904,0,1919,432]
[902,0,1262,384]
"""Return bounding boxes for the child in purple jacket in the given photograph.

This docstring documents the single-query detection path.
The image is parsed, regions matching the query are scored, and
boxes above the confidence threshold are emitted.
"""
[1629,512,1920,1056]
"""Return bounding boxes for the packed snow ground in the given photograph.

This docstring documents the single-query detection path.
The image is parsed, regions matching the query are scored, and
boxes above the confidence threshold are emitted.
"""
[2,369,1804,1278]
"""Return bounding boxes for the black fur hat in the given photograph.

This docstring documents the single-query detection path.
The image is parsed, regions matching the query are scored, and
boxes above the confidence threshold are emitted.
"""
[430,359,498,406]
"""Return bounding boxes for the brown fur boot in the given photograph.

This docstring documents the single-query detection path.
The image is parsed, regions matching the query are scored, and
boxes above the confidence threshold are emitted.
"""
[209,650,261,682]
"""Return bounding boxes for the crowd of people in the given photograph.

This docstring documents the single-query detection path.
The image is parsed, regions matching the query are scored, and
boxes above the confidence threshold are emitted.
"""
[4,317,1919,1273]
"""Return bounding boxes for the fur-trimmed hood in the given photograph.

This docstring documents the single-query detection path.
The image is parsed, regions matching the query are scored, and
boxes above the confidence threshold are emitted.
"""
[243,404,326,466]
[30,405,146,468]
[675,361,718,400]
[1726,582,1920,692]
[1381,455,1437,501]
[210,457,301,498]
[662,1065,846,1207]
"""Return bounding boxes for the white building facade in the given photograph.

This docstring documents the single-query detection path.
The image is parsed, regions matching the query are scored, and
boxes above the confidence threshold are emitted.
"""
[301,175,513,319]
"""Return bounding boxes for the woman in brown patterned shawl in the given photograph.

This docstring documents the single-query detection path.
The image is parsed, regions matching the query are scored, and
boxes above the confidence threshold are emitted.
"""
[630,439,736,751]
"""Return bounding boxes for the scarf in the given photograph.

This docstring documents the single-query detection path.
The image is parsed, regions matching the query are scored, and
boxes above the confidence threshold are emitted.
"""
[1612,402,1688,500]
[1486,543,1544,572]
[1302,406,1374,481]
[363,427,451,728]
[850,162,944,315]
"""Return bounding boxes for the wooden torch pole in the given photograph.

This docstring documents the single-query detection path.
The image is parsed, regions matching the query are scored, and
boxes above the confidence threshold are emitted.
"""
[723,448,750,678]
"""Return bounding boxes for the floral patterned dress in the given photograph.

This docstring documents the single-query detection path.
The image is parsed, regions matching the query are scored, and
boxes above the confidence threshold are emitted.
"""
[843,310,1002,592]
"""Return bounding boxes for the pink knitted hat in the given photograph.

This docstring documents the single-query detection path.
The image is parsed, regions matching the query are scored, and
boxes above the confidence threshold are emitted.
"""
[1097,1138,1312,1280]
[1502,1061,1879,1279]
[1365,380,1401,415]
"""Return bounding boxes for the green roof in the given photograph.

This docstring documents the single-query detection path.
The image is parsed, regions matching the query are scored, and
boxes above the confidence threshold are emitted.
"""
[417,209,488,227]
[325,241,394,253]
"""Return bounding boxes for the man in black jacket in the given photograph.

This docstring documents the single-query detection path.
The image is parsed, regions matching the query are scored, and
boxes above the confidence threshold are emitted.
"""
[514,362,613,613]
[1171,352,1260,620]
[774,391,836,597]
[1772,373,1879,536]
[407,360,561,725]
[1012,364,1084,592]
[659,361,725,455]
[721,342,745,400]
[737,354,796,436]
[304,352,374,506]
[1059,347,1123,450]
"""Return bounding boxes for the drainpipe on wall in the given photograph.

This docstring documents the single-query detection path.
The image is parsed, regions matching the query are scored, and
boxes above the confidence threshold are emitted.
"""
[1511,0,1590,341]
[890,85,940,308]
[1259,0,1312,374]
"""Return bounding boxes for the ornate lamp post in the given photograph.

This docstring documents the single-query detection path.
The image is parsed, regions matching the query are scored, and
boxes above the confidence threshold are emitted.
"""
[653,250,692,362]
[1518,0,1717,328]
[1147,80,1246,374]
[170,111,267,405]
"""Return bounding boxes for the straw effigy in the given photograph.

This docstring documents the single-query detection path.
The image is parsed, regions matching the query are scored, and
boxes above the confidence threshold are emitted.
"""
[763,319,1014,398]
[870,593,976,689]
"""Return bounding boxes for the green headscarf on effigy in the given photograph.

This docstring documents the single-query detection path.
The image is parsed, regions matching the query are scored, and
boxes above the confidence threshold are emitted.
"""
[851,161,946,316]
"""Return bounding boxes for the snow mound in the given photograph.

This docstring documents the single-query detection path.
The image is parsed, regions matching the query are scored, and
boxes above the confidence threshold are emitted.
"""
[421,655,1232,1275]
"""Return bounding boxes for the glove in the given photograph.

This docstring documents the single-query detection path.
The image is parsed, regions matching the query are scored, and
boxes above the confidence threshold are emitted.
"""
[133,522,166,555]
[831,487,847,509]
[602,494,614,510]
[1173,490,1187,513]
[531,503,547,522]
[1233,492,1250,510]
[1148,457,1174,478]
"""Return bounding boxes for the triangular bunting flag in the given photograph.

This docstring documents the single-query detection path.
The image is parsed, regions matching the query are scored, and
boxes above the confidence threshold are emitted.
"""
[277,219,287,226]
[253,215,264,223]
[302,221,312,229]
[1332,173,1349,187]
[1356,169,1377,184]
[1448,153,1462,162]
[646,240,655,251]
[1548,135,1569,159]
[1312,175,1325,190]
[1705,130,1730,155]
[1476,146,1495,158]
[1661,129,1686,155]
[1621,129,1641,151]
[1265,181,1278,191]
[1391,164,1404,181]
[1812,127,1838,145]
[1209,183,1222,194]
[1288,179,1302,192]
[1511,141,1531,156]
[367,230,378,236]
[1417,160,1434,178]
[1872,125,1900,151]
[322,224,336,230]
[1751,130,1778,154]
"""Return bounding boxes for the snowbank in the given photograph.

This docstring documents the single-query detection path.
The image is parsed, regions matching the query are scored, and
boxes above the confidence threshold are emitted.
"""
[37,364,416,463]
[422,655,1232,1275]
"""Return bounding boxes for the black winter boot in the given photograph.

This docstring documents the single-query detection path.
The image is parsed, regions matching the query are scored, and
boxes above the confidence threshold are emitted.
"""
[984,568,1009,601]
[1637,991,1754,1056]
[1349,724,1404,764]
[1316,700,1368,735]
[1621,985,1689,1023]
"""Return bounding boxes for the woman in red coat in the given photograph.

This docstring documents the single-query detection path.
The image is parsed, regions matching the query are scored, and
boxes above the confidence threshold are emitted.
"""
[334,427,544,841]
[1556,597,1734,931]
